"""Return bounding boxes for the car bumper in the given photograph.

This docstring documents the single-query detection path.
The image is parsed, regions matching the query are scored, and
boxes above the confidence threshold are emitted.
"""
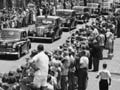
[0,52,18,55]
[76,19,84,23]
[60,27,69,29]
[29,36,53,40]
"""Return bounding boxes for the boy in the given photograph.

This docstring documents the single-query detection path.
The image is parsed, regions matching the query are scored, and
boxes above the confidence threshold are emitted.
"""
[96,63,111,90]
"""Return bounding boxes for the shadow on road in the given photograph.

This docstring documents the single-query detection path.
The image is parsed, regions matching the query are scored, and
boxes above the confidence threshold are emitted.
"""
[31,38,59,43]
[0,55,24,61]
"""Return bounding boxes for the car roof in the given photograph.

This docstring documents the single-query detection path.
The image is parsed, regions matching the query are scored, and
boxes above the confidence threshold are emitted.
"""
[2,28,26,32]
[37,15,60,20]
[56,9,75,12]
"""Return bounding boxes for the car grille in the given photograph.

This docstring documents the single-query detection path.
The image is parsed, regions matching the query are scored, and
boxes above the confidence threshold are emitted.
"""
[0,47,13,52]
[37,28,44,36]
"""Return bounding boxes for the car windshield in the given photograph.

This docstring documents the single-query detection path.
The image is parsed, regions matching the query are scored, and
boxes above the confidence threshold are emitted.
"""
[41,19,54,25]
[56,11,71,18]
[0,30,20,40]
[36,19,54,26]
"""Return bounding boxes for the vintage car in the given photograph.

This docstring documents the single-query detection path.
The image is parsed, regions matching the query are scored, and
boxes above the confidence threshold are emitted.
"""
[101,8,112,15]
[29,16,62,42]
[56,9,76,31]
[72,6,90,23]
[0,28,31,59]
[87,3,99,18]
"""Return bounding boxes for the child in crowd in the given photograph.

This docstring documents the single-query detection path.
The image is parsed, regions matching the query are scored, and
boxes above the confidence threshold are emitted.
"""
[96,63,111,90]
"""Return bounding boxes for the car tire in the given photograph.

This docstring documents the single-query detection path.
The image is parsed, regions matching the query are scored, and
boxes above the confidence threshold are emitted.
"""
[26,44,30,54]
[50,37,54,43]
[17,49,21,59]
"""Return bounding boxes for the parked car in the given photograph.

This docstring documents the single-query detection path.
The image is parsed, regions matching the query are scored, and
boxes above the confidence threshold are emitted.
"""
[29,16,62,43]
[72,6,90,23]
[0,28,31,59]
[56,9,76,31]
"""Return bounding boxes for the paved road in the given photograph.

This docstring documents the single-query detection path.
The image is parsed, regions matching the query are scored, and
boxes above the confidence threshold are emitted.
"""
[0,20,88,73]
[0,31,72,73]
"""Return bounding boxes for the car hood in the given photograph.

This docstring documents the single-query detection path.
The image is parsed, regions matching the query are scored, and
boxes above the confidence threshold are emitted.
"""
[38,25,50,29]
[0,39,20,43]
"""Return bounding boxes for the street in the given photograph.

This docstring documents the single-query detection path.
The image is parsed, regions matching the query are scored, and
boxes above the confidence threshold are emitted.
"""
[0,18,120,90]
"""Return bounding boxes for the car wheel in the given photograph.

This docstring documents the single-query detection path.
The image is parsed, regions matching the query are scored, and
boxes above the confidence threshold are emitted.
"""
[50,37,54,43]
[26,44,30,54]
[17,49,21,59]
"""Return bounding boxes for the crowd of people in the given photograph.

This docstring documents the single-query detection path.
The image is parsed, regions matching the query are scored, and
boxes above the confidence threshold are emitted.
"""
[0,14,115,90]
[0,0,118,90]
[0,0,93,30]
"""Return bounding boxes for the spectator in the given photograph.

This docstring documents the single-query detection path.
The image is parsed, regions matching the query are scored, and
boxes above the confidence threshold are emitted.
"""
[96,63,111,90]
[92,39,101,72]
[29,44,49,90]
[77,50,89,90]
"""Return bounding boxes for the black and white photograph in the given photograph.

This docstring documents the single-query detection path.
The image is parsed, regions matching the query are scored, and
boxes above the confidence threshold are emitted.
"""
[0,0,119,90]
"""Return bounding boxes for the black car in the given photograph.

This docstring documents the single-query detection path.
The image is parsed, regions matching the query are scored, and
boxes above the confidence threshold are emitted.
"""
[0,28,31,59]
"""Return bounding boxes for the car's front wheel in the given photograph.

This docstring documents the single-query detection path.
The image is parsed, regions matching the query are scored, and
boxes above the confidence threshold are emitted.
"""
[16,49,21,59]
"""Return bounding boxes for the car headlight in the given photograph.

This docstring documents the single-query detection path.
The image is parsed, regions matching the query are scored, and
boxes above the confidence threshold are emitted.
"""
[1,42,6,46]
[7,43,13,47]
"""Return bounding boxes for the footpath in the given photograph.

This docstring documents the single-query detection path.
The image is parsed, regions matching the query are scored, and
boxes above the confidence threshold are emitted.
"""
[87,38,120,90]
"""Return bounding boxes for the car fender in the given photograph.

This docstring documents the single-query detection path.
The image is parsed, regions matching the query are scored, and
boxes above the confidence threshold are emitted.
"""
[13,41,25,50]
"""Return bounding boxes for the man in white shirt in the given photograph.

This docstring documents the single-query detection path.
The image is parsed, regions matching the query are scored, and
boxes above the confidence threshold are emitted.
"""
[29,44,49,90]
[96,63,111,90]
[78,50,89,90]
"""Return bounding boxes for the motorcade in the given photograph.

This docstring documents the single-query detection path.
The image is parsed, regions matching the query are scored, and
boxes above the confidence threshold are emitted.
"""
[87,3,99,18]
[56,9,76,31]
[72,6,90,23]
[0,28,31,59]
[101,2,112,15]
[29,15,62,43]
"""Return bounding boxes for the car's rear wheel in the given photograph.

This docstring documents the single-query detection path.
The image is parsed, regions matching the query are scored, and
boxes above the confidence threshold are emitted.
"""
[26,44,30,54]
[50,37,54,43]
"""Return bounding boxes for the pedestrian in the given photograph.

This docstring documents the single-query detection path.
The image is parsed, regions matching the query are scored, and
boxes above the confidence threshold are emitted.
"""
[97,31,105,60]
[77,50,89,90]
[96,63,111,90]
[105,29,114,59]
[68,52,76,90]
[61,57,70,90]
[92,39,101,71]
[29,44,49,90]
[116,15,120,38]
